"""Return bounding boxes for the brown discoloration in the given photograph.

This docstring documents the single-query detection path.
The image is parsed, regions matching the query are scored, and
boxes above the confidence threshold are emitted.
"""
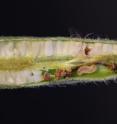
[107,63,117,72]
[84,45,91,56]
[55,69,72,80]
[43,72,51,81]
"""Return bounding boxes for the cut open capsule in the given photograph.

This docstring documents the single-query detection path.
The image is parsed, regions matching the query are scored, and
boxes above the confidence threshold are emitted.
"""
[0,37,116,89]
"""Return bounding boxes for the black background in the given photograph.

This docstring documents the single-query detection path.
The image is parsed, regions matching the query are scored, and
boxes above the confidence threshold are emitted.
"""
[1,0,117,38]
[1,0,117,123]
